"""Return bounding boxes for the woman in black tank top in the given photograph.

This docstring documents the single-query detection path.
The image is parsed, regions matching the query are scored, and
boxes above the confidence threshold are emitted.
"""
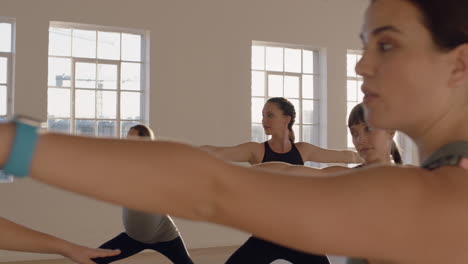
[226,103,402,264]
[200,97,362,166]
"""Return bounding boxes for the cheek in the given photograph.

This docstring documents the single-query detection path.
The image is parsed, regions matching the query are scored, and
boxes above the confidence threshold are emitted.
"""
[369,133,389,150]
[367,56,432,129]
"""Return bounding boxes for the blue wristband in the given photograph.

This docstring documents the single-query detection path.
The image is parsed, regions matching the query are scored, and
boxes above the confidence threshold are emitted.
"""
[2,118,40,177]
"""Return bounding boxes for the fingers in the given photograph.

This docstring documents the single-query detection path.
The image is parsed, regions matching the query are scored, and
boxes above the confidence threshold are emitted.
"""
[90,248,121,257]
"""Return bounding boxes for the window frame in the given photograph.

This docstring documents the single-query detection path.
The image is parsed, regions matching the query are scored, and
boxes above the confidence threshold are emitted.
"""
[251,41,327,166]
[0,17,16,121]
[47,21,150,138]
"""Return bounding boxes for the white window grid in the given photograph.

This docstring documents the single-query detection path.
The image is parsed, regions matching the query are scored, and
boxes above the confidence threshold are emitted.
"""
[0,18,15,183]
[0,18,15,122]
[346,50,414,164]
[251,42,323,167]
[251,43,321,145]
[47,22,148,138]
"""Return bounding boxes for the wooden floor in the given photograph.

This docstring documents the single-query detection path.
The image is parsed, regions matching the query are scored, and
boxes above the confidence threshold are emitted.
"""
[0,246,347,264]
[0,246,237,264]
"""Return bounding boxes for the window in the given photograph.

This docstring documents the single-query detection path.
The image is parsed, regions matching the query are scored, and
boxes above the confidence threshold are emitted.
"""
[346,51,364,149]
[0,18,15,122]
[251,43,321,146]
[346,50,414,164]
[0,18,14,183]
[47,22,148,138]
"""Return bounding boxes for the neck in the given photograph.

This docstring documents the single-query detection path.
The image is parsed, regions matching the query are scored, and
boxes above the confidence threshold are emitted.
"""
[270,131,292,151]
[406,105,468,163]
[365,154,393,166]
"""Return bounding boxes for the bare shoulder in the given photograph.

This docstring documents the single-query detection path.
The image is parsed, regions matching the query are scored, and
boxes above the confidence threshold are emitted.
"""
[428,166,468,190]
[243,141,265,164]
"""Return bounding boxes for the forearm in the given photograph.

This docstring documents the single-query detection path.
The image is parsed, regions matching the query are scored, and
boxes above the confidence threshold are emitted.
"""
[253,162,326,176]
[0,217,71,255]
[346,150,363,164]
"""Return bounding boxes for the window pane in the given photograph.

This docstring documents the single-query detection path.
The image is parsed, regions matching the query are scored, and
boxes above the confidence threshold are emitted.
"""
[0,85,6,116]
[251,124,265,143]
[251,46,265,70]
[289,99,300,124]
[121,120,141,138]
[284,48,301,73]
[302,75,317,99]
[251,71,265,97]
[122,33,141,62]
[265,47,283,72]
[75,89,96,118]
[98,64,117,90]
[48,58,71,87]
[251,97,264,123]
[49,27,71,56]
[48,119,70,134]
[121,62,141,91]
[284,76,299,98]
[97,120,116,137]
[96,91,117,119]
[303,124,319,145]
[0,57,7,84]
[303,50,314,74]
[75,119,95,136]
[347,53,358,77]
[268,74,283,97]
[75,62,96,88]
[303,100,319,124]
[347,80,358,102]
[0,23,12,53]
[72,29,96,58]
[98,31,120,60]
[48,88,70,118]
[121,92,141,120]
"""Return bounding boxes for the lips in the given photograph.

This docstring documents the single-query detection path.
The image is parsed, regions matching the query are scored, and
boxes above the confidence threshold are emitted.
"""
[362,86,379,104]
[359,147,374,154]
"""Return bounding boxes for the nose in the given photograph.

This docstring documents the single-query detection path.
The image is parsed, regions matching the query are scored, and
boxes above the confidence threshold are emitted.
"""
[357,133,368,145]
[355,51,374,78]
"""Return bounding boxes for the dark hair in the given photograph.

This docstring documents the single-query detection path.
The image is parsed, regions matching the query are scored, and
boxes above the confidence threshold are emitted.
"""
[372,0,468,51]
[266,97,296,142]
[348,103,402,164]
[129,124,154,139]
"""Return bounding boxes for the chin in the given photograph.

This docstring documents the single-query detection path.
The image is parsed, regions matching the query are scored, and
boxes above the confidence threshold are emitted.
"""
[364,104,404,130]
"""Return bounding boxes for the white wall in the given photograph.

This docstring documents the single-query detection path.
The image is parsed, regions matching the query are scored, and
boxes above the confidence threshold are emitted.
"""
[0,0,369,261]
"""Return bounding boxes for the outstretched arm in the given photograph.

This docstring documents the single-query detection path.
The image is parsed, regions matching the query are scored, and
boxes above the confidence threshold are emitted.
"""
[200,142,260,163]
[0,217,120,264]
[1,123,465,263]
[252,161,350,176]
[296,142,363,164]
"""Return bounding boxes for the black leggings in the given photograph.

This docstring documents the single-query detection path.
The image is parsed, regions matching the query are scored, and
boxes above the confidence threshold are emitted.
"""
[92,232,193,264]
[225,236,330,264]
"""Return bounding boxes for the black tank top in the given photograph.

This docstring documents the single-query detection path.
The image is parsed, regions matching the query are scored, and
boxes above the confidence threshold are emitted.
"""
[347,141,468,264]
[261,141,304,165]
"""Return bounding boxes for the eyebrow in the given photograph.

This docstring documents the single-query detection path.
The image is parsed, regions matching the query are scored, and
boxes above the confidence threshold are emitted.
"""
[359,25,402,41]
